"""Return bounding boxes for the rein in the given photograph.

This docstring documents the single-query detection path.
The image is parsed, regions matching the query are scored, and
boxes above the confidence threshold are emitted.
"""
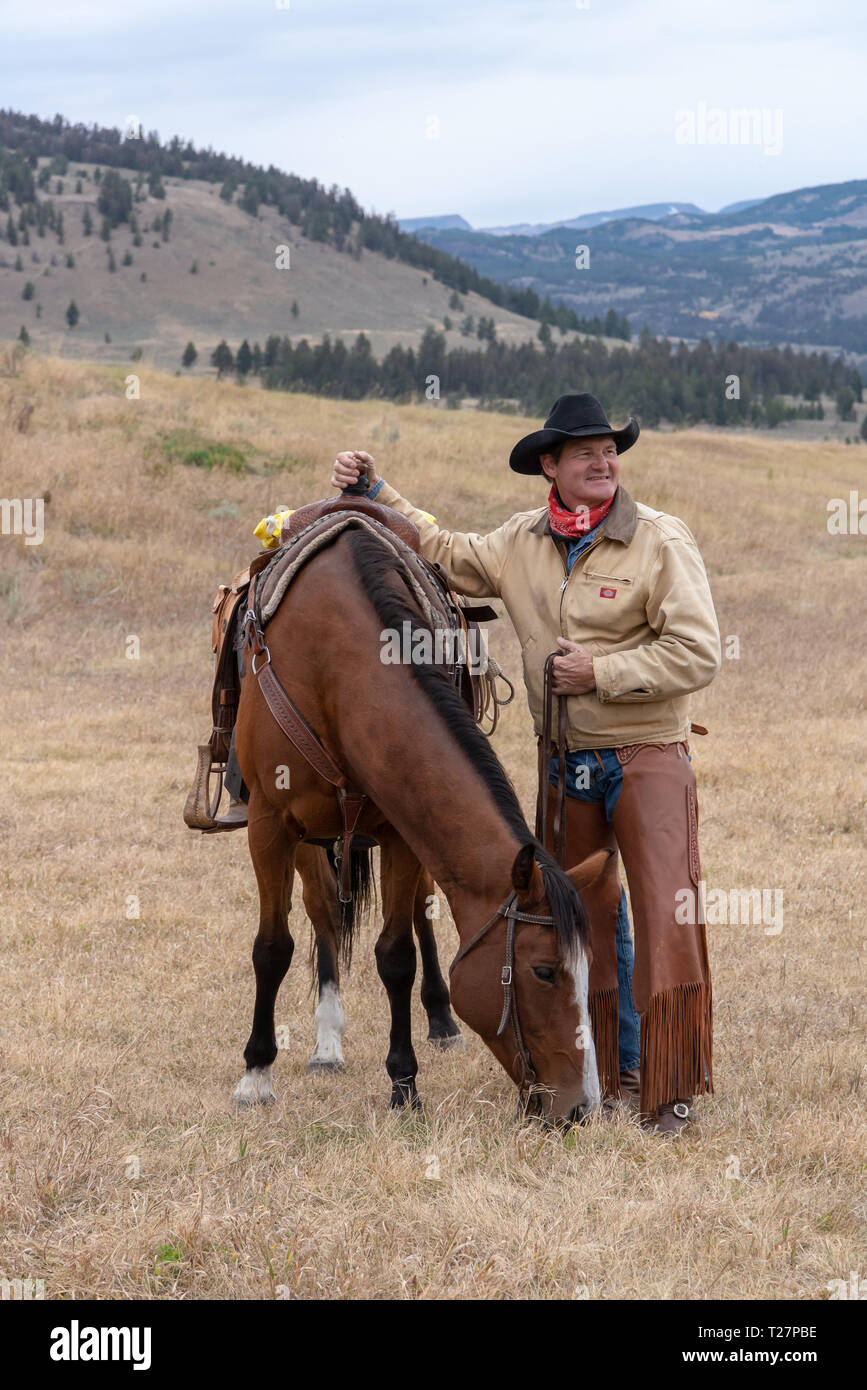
[536,652,568,868]
[449,888,556,1094]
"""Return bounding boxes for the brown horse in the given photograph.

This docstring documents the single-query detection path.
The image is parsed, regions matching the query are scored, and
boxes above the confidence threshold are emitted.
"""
[232,525,606,1121]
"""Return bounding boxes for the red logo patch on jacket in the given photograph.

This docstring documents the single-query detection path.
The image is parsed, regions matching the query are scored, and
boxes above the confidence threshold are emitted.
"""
[599,586,617,598]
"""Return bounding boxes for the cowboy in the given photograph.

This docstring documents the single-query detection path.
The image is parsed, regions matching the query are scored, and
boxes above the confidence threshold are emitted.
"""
[330,393,721,1135]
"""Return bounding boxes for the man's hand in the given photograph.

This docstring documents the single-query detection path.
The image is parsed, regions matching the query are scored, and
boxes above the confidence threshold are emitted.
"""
[332,449,379,492]
[551,636,597,695]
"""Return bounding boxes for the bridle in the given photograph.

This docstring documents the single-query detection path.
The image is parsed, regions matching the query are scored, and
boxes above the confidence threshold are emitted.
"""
[449,887,556,1097]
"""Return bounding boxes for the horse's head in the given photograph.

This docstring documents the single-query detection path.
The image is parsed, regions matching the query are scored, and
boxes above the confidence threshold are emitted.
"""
[449,844,612,1124]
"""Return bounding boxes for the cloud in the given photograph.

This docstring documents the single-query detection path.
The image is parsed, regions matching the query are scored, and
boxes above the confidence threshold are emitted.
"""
[2,0,864,225]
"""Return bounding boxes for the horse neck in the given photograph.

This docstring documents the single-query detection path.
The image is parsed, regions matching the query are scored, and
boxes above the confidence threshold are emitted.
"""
[366,729,525,928]
[332,652,526,927]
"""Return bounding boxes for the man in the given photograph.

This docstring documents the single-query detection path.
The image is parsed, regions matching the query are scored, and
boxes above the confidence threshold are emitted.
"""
[331,392,721,1135]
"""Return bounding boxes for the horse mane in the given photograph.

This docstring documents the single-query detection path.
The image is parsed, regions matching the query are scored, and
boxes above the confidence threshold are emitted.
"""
[345,526,589,959]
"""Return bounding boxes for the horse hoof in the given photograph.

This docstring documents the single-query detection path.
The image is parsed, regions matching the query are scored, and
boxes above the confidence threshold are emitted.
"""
[306,1059,345,1074]
[428,1030,464,1051]
[389,1087,422,1111]
[232,1067,276,1108]
[233,1092,274,1111]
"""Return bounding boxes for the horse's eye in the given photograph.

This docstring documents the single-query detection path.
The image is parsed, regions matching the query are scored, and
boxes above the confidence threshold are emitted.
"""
[532,965,556,984]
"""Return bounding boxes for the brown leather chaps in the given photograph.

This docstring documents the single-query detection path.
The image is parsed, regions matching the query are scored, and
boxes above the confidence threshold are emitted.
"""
[543,741,713,1115]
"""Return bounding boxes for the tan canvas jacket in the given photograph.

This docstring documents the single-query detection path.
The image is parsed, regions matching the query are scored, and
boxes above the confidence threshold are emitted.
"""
[375,479,721,749]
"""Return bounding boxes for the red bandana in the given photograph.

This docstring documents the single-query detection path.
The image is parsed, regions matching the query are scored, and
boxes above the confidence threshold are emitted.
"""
[547,486,615,539]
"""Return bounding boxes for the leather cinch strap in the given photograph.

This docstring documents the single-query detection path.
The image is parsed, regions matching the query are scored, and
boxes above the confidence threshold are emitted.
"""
[536,652,567,868]
[242,573,368,903]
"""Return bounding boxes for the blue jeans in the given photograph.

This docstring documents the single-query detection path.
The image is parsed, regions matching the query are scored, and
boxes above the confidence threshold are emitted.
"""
[550,748,641,1071]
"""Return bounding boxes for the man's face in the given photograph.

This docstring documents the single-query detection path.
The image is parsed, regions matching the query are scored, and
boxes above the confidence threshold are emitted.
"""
[540,436,620,512]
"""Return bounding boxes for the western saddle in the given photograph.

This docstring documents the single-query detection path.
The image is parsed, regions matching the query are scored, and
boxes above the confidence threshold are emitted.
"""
[183,494,513,894]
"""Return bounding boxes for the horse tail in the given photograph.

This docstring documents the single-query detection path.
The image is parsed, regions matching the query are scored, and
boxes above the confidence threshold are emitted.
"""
[324,843,376,967]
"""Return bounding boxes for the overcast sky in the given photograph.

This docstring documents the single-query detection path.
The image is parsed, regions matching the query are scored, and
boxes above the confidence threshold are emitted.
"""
[2,0,863,227]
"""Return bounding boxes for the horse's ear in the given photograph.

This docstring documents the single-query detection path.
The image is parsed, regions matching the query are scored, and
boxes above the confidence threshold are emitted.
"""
[566,847,616,891]
[511,843,545,907]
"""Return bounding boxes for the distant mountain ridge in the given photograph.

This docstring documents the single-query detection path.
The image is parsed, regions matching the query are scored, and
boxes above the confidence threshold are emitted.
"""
[481,202,706,236]
[398,198,769,238]
[398,214,473,233]
[399,179,867,362]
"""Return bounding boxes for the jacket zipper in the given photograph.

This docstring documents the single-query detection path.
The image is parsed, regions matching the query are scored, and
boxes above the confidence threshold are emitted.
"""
[557,535,606,632]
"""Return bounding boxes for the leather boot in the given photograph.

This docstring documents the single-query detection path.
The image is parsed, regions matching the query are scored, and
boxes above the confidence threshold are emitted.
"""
[217,797,248,827]
[618,1067,641,1113]
[643,1098,693,1137]
[602,1068,641,1116]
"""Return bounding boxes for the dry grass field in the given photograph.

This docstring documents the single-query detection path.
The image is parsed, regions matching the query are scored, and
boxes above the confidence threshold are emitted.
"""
[0,348,864,1301]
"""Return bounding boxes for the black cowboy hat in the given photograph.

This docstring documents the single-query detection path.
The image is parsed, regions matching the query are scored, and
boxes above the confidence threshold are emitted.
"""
[509,393,639,474]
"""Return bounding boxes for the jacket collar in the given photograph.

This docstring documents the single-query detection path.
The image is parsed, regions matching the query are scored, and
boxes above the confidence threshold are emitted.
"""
[528,484,639,544]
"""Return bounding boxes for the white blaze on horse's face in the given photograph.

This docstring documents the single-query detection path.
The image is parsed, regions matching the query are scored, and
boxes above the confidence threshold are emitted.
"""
[518,941,600,1122]
[569,946,600,1114]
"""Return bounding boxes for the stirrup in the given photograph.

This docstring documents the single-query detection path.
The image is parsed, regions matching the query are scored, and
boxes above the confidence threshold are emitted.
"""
[183,745,245,833]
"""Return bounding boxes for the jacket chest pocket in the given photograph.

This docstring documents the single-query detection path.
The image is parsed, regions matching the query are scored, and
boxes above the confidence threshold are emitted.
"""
[576,569,643,628]
[581,570,637,597]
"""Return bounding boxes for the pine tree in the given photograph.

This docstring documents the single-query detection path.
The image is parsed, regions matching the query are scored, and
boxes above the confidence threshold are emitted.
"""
[236,340,253,377]
[291,300,299,319]
[98,169,133,227]
[182,342,198,369]
[66,300,79,327]
[211,341,234,378]
[82,208,93,236]
[18,325,30,346]
[22,281,34,300]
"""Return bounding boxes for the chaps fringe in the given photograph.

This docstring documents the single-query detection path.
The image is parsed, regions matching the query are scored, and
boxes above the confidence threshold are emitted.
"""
[640,982,713,1116]
[589,986,620,1100]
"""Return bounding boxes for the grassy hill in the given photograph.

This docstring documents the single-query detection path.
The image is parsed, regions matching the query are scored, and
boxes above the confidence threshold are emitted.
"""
[409,179,867,364]
[0,161,606,372]
[0,355,863,1298]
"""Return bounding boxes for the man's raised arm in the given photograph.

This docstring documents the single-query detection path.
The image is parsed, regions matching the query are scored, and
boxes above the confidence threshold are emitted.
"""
[331,449,514,600]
